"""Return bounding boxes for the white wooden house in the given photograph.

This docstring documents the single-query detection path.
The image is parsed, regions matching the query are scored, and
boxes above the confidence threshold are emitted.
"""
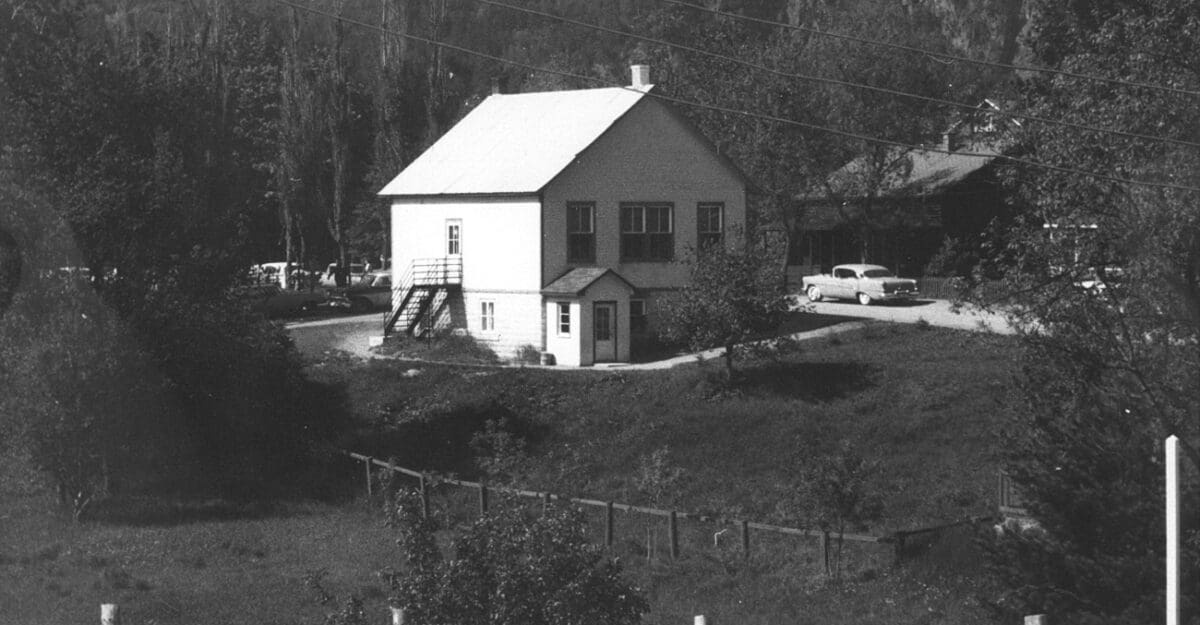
[378,65,751,366]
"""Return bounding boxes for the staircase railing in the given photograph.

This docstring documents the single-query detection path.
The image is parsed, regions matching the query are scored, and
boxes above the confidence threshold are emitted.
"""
[383,257,463,335]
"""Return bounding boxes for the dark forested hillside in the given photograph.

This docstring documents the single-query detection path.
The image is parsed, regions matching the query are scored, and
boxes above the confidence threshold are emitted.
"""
[1,0,1022,274]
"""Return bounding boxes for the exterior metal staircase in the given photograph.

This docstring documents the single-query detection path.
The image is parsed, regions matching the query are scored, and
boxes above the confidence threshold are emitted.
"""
[383,257,462,336]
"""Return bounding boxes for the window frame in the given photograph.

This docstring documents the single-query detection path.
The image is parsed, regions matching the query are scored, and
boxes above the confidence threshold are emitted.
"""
[446,219,462,256]
[480,300,495,332]
[566,202,596,264]
[629,299,647,334]
[620,202,674,262]
[697,202,724,253]
[556,301,571,336]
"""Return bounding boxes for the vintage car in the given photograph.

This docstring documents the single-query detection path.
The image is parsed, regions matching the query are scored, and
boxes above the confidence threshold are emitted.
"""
[236,284,327,318]
[801,264,919,305]
[329,271,392,313]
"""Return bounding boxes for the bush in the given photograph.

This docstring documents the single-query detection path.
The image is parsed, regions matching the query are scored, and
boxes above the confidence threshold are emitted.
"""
[514,344,541,365]
[385,495,648,625]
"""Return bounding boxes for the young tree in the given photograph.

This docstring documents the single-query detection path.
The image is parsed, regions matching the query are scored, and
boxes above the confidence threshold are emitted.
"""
[658,241,789,377]
[385,494,647,625]
[803,439,883,580]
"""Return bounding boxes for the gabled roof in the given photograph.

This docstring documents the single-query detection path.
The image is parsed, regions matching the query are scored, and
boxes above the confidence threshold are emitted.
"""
[541,267,635,296]
[378,86,654,197]
[816,141,1001,199]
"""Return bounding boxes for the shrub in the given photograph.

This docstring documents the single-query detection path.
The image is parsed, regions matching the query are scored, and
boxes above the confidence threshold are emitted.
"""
[385,494,647,625]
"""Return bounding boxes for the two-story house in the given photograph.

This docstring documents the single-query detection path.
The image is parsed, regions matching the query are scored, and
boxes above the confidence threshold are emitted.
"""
[378,65,751,366]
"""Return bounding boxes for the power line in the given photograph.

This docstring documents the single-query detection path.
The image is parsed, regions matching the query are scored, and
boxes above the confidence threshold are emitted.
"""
[663,0,1200,99]
[475,0,1200,151]
[268,0,1200,194]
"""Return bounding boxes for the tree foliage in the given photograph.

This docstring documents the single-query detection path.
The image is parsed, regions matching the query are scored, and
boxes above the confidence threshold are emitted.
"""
[977,1,1200,622]
[657,240,789,376]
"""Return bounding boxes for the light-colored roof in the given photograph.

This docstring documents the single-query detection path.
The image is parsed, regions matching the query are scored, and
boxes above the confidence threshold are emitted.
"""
[541,267,635,295]
[378,86,652,197]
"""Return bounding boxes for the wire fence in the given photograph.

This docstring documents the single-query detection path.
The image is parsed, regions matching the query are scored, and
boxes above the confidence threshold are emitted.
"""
[347,451,994,575]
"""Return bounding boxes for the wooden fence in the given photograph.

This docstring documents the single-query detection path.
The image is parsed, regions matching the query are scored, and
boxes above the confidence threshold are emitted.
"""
[345,451,993,571]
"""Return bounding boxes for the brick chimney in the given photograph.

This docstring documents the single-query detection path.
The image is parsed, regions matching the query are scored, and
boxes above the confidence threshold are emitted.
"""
[630,64,650,90]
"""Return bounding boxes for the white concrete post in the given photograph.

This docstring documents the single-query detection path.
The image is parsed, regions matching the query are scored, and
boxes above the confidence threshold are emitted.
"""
[101,604,119,625]
[391,606,406,625]
[1023,615,1047,625]
[1166,435,1180,625]
[694,616,707,625]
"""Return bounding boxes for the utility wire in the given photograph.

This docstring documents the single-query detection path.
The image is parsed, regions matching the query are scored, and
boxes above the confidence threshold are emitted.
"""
[475,0,1200,151]
[663,0,1200,99]
[269,0,1200,194]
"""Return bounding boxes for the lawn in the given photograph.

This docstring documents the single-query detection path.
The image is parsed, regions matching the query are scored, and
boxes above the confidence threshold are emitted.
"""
[328,322,1020,529]
[2,322,1021,625]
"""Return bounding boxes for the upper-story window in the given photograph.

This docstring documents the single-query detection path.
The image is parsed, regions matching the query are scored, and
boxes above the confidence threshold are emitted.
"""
[621,203,673,261]
[697,203,724,253]
[446,219,462,256]
[567,203,595,263]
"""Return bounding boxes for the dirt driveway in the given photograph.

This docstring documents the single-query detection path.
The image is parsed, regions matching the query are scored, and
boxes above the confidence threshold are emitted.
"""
[797,296,1015,335]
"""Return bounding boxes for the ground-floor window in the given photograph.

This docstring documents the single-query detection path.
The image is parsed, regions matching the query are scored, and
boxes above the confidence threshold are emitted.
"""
[630,299,647,334]
[557,302,571,336]
[480,300,495,331]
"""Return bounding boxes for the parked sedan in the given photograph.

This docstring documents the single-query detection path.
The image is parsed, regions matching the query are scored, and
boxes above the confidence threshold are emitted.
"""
[329,271,392,313]
[237,284,327,317]
[801,264,918,305]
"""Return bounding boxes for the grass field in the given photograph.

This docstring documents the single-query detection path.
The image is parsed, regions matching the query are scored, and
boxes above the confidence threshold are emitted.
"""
[2,322,1021,624]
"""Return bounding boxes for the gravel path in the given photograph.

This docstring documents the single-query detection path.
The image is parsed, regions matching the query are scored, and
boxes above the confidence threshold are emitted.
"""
[286,298,1015,368]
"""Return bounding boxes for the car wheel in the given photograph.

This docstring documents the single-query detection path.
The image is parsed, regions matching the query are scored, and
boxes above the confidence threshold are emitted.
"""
[350,297,372,314]
[807,286,823,302]
[857,292,872,306]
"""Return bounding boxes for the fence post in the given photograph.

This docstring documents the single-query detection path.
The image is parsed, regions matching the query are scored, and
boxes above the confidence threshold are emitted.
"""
[418,474,430,519]
[391,606,406,625]
[893,531,908,567]
[740,520,750,558]
[604,502,614,548]
[820,531,831,576]
[364,457,373,498]
[478,483,489,515]
[101,604,119,625]
[383,459,398,511]
[668,511,679,560]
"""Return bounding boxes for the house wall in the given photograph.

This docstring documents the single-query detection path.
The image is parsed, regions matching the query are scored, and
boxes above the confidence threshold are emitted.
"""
[541,98,747,291]
[391,196,544,358]
[390,196,543,292]
[463,289,544,360]
[545,299,582,366]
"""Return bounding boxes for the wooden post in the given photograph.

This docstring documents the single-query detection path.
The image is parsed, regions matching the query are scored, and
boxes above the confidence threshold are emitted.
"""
[1166,435,1180,625]
[101,604,119,625]
[739,520,750,558]
[820,531,831,576]
[604,502,614,548]
[478,483,488,515]
[893,531,907,567]
[668,511,679,560]
[419,474,430,520]
[391,606,406,625]
[364,457,373,498]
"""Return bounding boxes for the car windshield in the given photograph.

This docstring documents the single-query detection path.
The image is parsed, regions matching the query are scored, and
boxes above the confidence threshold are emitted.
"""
[862,269,895,278]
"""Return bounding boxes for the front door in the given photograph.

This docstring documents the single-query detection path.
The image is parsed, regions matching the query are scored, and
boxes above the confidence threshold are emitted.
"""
[593,302,617,363]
